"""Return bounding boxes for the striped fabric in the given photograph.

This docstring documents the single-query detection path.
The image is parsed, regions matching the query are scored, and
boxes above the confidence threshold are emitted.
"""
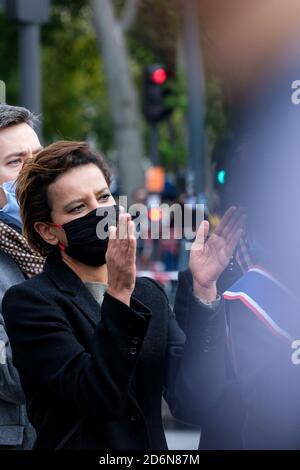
[223,266,300,344]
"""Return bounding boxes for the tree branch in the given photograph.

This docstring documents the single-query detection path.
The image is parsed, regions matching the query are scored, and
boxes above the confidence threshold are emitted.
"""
[120,0,141,33]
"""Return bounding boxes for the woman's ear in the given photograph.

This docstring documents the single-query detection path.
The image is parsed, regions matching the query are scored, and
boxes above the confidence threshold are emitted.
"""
[34,222,60,247]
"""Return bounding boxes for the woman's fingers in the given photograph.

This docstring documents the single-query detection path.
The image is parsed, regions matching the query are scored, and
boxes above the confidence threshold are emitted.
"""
[224,213,247,247]
[220,208,245,241]
[110,213,135,256]
[192,220,210,251]
[106,212,136,303]
[214,206,237,237]
[108,224,117,241]
[127,231,137,261]
[107,225,117,260]
[127,219,135,239]
[227,228,244,257]
[118,213,128,240]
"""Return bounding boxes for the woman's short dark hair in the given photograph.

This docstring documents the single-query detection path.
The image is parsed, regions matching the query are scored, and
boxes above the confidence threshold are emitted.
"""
[16,140,112,256]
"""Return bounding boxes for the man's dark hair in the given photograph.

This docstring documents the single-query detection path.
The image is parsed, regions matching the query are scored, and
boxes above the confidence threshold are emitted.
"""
[0,104,37,130]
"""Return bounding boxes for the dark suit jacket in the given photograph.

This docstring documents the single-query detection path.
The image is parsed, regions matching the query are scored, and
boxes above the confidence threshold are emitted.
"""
[174,269,300,450]
[2,252,184,450]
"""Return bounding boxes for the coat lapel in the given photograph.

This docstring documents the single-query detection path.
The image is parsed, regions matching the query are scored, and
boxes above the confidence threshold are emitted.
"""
[44,256,167,378]
[44,257,167,414]
[71,285,101,327]
[44,253,101,327]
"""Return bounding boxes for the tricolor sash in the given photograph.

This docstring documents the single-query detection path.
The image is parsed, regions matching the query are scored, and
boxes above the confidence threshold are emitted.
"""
[223,266,300,343]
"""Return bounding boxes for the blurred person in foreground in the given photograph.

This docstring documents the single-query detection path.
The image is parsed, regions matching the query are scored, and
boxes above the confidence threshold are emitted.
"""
[173,147,300,450]
[2,140,243,450]
[0,104,43,449]
[171,0,300,449]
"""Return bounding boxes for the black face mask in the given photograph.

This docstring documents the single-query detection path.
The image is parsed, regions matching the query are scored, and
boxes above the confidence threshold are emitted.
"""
[58,205,120,266]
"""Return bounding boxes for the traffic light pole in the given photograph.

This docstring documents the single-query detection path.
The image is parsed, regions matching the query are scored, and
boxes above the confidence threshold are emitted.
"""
[4,0,51,141]
[143,64,174,167]
[150,124,159,166]
[183,0,205,202]
[20,23,42,137]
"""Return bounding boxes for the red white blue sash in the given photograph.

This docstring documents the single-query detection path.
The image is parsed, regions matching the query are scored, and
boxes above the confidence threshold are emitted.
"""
[223,266,300,343]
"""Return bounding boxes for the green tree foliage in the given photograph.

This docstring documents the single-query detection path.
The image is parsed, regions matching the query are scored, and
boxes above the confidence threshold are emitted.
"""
[206,76,229,155]
[0,0,227,174]
[42,0,113,148]
[0,11,19,104]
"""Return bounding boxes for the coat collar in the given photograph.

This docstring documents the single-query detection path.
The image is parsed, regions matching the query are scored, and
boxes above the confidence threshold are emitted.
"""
[43,252,101,326]
[43,252,83,295]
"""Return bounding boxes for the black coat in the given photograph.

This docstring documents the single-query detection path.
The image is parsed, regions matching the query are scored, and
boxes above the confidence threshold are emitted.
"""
[2,253,189,450]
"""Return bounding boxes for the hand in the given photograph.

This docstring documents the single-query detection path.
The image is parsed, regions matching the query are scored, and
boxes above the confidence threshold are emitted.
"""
[189,207,246,301]
[106,213,136,306]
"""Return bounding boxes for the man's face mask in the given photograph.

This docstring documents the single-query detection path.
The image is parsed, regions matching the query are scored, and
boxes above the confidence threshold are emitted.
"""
[53,205,120,267]
[0,180,22,228]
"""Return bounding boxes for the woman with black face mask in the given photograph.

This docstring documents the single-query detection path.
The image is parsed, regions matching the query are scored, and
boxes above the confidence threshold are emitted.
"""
[1,140,244,450]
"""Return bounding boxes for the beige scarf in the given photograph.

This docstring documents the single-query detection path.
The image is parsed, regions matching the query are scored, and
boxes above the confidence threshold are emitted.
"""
[0,221,45,276]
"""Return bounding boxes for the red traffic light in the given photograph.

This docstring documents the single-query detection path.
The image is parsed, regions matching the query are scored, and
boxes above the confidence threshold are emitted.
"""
[143,64,174,123]
[150,67,167,85]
